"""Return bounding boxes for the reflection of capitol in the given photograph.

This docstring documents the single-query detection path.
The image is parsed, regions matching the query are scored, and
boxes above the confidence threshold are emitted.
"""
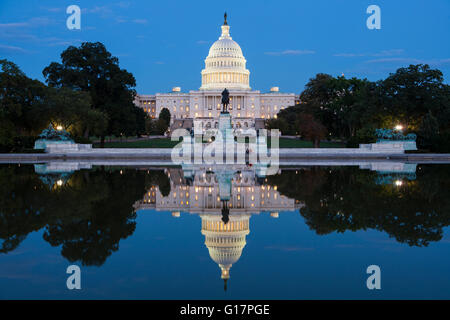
[134,166,302,290]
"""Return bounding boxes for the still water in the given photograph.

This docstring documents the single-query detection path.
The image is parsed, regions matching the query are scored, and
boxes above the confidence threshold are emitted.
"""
[0,162,449,299]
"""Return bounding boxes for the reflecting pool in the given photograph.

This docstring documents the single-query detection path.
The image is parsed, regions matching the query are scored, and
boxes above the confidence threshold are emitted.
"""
[0,163,449,299]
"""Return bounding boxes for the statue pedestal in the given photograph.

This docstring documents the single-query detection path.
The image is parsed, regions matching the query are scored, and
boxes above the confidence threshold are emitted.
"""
[217,112,234,152]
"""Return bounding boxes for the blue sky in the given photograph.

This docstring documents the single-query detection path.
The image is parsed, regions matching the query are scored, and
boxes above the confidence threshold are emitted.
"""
[0,0,449,94]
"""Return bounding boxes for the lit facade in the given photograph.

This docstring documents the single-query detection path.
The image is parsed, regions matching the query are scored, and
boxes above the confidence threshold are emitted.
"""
[135,16,300,134]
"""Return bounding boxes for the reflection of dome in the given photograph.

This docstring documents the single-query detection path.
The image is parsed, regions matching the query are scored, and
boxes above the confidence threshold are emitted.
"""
[200,15,250,91]
[201,213,250,290]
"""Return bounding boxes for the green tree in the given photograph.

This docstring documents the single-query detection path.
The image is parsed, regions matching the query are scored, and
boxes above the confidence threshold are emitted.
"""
[381,64,447,130]
[159,107,171,127]
[155,118,169,135]
[296,113,327,147]
[265,118,289,134]
[44,87,108,138]
[0,59,47,146]
[42,42,141,146]
[418,111,440,151]
[267,166,450,247]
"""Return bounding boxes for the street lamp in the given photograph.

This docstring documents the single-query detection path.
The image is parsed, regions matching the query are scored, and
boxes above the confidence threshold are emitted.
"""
[56,125,63,131]
[395,125,403,131]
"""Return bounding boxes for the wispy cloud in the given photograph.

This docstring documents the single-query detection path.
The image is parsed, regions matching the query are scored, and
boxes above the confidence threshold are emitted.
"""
[42,7,63,13]
[155,61,165,65]
[365,57,423,64]
[196,40,209,45]
[0,22,29,28]
[265,49,315,56]
[365,57,450,66]
[334,49,404,58]
[46,39,83,47]
[83,5,113,15]
[132,19,148,24]
[0,44,27,54]
[0,17,54,30]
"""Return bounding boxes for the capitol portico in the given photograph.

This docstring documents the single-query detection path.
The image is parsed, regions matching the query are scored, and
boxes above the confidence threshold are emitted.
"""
[135,14,299,134]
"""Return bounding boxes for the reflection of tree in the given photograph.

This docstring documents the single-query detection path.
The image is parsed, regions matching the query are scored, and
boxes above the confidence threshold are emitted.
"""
[267,166,450,246]
[0,166,151,265]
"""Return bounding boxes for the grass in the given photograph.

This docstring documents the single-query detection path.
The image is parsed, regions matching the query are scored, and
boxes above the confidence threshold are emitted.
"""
[273,138,345,148]
[94,137,345,148]
[94,138,181,148]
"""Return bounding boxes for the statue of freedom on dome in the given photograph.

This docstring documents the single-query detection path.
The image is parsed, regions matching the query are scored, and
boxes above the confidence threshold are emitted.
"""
[221,88,230,113]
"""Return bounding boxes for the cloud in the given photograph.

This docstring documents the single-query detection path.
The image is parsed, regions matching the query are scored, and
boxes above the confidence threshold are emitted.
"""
[0,44,27,54]
[0,22,29,28]
[46,39,83,47]
[83,5,113,15]
[265,49,315,56]
[334,53,366,57]
[334,49,404,58]
[196,40,209,45]
[132,19,148,24]
[42,7,63,13]
[365,57,450,66]
[365,57,424,64]
[0,17,54,30]
[155,61,164,65]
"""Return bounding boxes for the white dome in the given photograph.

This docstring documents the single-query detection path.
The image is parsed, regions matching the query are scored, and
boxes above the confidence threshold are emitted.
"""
[201,214,250,281]
[208,38,243,59]
[200,19,250,91]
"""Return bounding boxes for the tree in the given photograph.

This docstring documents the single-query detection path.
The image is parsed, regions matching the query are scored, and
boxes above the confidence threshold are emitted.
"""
[266,166,450,247]
[418,111,440,151]
[0,166,151,265]
[0,59,47,145]
[42,42,139,146]
[296,113,327,147]
[155,118,169,135]
[159,108,171,127]
[381,64,447,130]
[43,87,108,138]
[265,118,289,134]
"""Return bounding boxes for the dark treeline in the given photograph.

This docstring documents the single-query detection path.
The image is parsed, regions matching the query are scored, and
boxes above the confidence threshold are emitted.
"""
[267,64,450,151]
[0,166,170,266]
[267,165,450,247]
[0,42,170,152]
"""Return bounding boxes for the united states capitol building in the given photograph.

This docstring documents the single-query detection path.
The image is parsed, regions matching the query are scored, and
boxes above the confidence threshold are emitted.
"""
[135,14,299,133]
[134,166,303,289]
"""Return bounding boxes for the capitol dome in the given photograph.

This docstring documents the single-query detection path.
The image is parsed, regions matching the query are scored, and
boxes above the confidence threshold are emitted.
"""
[200,14,250,91]
[201,213,250,290]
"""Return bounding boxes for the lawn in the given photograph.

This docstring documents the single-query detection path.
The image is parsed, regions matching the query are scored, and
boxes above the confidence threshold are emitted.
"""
[94,137,345,148]
[273,138,345,148]
[93,138,182,148]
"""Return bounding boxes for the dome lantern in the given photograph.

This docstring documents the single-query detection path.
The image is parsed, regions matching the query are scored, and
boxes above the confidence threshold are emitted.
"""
[200,14,251,91]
